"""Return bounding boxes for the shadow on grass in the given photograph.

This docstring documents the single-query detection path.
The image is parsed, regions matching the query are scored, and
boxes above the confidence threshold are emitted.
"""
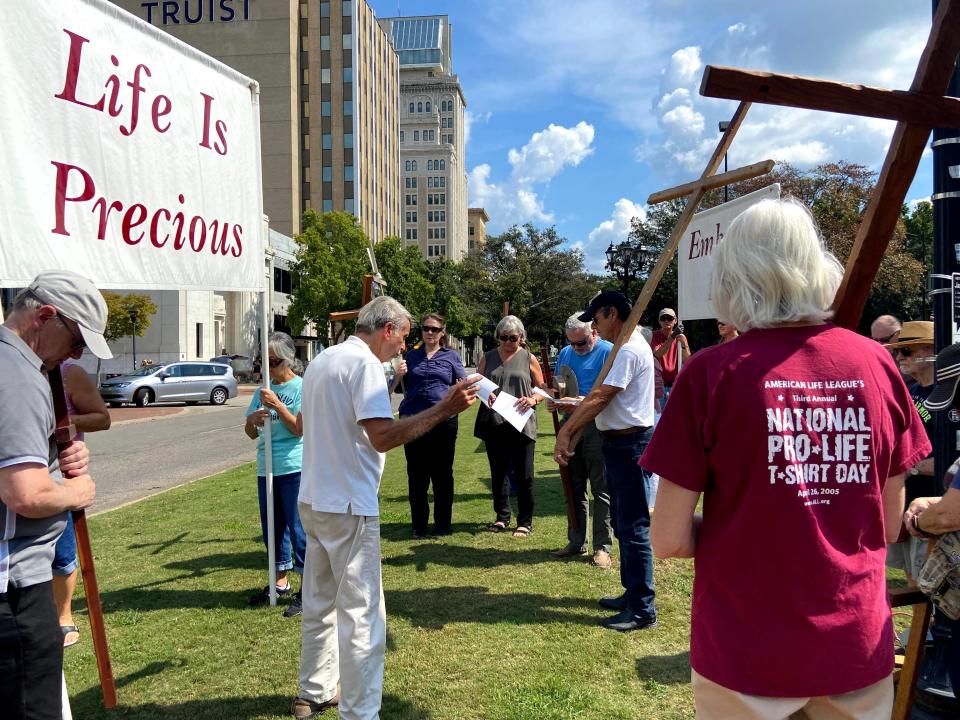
[383,542,560,571]
[386,585,600,629]
[635,650,690,685]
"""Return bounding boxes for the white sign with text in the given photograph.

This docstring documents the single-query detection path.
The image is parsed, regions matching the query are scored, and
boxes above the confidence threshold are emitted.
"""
[0,0,264,291]
[678,184,780,320]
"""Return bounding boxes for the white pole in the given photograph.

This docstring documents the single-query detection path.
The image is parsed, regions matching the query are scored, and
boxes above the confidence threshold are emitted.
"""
[263,233,277,606]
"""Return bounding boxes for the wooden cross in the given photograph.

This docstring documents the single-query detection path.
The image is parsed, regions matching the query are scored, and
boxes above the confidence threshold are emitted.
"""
[700,0,960,329]
[696,3,960,717]
[561,100,775,453]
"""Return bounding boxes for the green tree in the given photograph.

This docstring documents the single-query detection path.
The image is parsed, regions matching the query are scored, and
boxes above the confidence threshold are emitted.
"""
[426,257,483,338]
[102,292,158,342]
[287,211,371,338]
[373,236,435,322]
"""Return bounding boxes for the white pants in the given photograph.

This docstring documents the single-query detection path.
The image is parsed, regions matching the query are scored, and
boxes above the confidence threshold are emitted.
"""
[298,506,386,720]
[692,670,893,720]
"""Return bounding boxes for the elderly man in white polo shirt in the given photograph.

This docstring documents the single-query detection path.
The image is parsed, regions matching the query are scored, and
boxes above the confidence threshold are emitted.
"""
[291,296,479,720]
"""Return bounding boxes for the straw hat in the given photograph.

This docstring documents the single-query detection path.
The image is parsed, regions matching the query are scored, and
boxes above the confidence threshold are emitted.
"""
[884,321,933,350]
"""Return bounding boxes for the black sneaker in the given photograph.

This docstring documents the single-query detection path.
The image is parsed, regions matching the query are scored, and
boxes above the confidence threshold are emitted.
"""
[598,593,628,611]
[601,609,658,632]
[248,584,291,606]
[283,591,302,618]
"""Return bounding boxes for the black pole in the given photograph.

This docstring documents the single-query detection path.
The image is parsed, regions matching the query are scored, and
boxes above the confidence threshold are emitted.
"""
[925,0,960,708]
[723,152,729,203]
[131,316,137,371]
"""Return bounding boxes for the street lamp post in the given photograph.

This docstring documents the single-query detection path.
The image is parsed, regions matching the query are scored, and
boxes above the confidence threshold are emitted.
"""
[605,239,649,299]
[128,308,138,371]
[718,120,730,203]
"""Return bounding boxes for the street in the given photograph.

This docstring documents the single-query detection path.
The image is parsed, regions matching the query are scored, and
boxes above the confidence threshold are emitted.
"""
[85,398,255,514]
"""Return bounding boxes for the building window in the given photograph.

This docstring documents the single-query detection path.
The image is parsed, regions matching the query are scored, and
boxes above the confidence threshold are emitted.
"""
[418,102,423,112]
[321,101,330,116]
[427,244,446,257]
[344,100,352,115]
[409,102,414,113]
[440,193,445,205]
[411,160,417,171]
[196,322,203,357]
[344,165,354,181]
[439,160,445,170]
[322,166,332,182]
[440,211,446,222]
[427,177,433,188]
[343,67,352,83]
[320,1,329,17]
[405,160,411,172]
[413,131,419,142]
[321,68,330,84]
[322,133,331,149]
[343,34,352,50]
[469,226,475,236]
[344,133,353,148]
[344,198,354,213]
[427,160,432,171]
[440,227,446,239]
[439,177,445,188]
[399,130,404,143]
[343,0,352,14]
[426,101,431,113]
[320,35,330,50]
[323,199,333,212]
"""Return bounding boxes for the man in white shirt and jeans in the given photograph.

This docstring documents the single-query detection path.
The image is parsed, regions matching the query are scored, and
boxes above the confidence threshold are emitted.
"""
[292,296,479,720]
[554,291,658,632]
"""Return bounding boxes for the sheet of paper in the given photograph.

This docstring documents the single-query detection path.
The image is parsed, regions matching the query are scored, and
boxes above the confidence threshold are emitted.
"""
[467,374,500,403]
[492,390,534,433]
[533,387,581,407]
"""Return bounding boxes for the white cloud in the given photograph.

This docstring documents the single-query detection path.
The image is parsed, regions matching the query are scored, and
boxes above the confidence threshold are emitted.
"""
[508,122,595,185]
[584,199,647,271]
[468,164,554,228]
[463,109,491,148]
[469,122,596,231]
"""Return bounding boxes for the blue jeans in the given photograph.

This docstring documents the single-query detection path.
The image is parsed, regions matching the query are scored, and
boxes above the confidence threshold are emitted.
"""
[257,472,306,573]
[52,512,78,576]
[601,428,656,622]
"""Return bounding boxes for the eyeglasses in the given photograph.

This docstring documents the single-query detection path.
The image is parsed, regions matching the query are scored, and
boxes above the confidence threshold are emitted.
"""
[268,358,283,367]
[873,331,899,343]
[499,334,520,343]
[569,338,589,348]
[421,325,443,334]
[659,316,675,323]
[57,315,86,352]
[894,347,915,358]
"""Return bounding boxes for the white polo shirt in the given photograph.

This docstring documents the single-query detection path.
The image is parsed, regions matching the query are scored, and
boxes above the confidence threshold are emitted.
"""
[299,336,394,516]
[596,328,655,431]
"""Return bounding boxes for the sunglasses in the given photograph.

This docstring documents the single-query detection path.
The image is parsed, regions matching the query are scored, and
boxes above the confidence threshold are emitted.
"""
[57,315,86,352]
[499,334,520,343]
[873,331,899,343]
[268,358,283,367]
[894,347,917,358]
[421,325,443,334]
[569,338,589,348]
[659,316,675,323]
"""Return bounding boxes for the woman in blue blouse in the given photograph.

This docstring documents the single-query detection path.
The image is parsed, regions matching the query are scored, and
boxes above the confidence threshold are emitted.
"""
[243,332,306,617]
[399,313,466,537]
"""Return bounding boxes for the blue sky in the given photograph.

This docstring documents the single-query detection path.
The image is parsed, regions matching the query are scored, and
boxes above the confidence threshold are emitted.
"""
[370,0,936,272]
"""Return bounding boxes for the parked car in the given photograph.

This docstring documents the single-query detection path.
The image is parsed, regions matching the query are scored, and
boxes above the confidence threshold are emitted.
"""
[99,361,239,408]
[210,354,254,381]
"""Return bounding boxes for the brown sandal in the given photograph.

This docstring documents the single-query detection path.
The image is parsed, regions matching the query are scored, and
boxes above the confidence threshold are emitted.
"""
[487,521,508,532]
[512,526,531,538]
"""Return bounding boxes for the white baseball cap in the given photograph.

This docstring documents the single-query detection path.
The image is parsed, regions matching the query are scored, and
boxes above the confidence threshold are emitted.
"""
[27,270,112,359]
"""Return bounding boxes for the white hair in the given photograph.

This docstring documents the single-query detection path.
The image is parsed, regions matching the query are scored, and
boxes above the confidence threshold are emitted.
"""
[564,313,592,335]
[268,331,303,374]
[710,198,843,331]
[356,295,412,334]
[495,315,526,342]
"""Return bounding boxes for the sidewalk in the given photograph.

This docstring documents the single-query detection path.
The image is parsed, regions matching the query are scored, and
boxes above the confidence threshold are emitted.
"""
[106,384,258,425]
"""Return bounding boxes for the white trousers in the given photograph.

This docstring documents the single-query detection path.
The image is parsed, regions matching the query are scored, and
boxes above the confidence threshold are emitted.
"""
[692,670,894,720]
[298,506,386,720]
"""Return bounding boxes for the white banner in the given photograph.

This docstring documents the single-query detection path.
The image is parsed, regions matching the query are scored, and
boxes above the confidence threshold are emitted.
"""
[0,0,264,291]
[678,184,780,321]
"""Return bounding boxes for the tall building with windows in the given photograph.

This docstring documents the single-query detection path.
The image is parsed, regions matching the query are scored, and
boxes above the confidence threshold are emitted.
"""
[467,207,489,252]
[110,0,399,243]
[379,15,468,260]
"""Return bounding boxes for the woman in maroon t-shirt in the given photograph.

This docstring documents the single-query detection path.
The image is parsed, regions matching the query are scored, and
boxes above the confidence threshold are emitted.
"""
[642,199,930,718]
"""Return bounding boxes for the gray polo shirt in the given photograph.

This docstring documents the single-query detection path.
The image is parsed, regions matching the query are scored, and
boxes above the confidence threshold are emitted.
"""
[0,325,65,593]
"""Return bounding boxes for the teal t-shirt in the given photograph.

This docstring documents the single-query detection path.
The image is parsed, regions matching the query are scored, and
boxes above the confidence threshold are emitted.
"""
[245,376,303,476]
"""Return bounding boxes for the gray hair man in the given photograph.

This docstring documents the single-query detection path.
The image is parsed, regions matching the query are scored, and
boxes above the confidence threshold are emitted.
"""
[549,312,614,568]
[0,270,112,719]
[293,295,479,720]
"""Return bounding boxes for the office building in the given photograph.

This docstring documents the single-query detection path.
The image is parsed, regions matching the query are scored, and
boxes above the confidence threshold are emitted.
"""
[467,207,489,252]
[379,15,468,260]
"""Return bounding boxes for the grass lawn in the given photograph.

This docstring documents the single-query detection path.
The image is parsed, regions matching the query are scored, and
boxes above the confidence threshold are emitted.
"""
[63,404,695,718]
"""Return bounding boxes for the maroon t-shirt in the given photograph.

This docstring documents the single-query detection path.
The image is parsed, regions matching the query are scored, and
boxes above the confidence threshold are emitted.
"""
[641,323,930,697]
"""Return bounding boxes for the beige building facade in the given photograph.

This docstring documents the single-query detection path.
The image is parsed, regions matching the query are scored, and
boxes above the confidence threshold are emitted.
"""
[111,0,400,244]
[467,207,489,252]
[379,16,469,260]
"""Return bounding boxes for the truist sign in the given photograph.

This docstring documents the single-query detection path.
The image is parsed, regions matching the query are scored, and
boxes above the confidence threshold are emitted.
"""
[141,0,252,26]
[0,0,264,292]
